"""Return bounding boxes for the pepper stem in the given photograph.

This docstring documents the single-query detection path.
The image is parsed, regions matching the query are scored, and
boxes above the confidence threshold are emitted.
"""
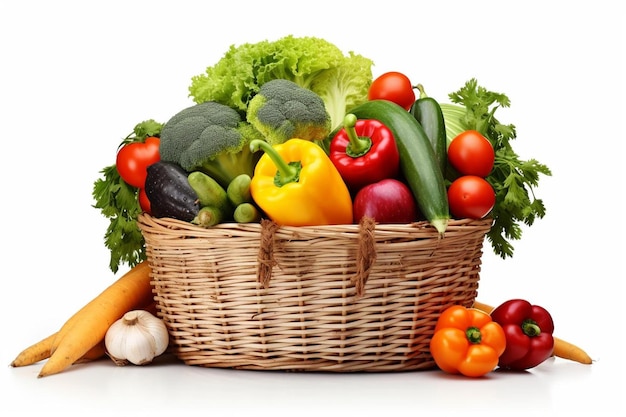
[466,326,482,344]
[343,114,372,157]
[522,319,542,337]
[250,139,300,187]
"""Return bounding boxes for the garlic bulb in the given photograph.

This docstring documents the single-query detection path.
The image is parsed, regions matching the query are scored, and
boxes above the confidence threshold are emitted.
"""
[105,310,169,366]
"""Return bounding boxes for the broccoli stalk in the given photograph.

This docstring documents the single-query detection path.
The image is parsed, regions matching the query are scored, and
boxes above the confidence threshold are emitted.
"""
[159,101,264,188]
[246,79,332,145]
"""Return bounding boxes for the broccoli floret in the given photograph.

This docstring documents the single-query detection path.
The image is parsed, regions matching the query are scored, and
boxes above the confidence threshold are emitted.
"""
[159,101,264,188]
[246,79,331,145]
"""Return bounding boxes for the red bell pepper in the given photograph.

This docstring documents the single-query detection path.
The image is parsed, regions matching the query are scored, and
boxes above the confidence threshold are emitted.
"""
[329,114,400,192]
[490,299,555,370]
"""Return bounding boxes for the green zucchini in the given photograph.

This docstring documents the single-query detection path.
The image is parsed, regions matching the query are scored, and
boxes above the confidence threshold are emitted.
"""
[348,99,449,235]
[410,84,447,175]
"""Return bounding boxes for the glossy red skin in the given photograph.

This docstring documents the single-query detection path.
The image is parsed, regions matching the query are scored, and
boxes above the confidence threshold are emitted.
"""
[330,119,400,192]
[353,178,419,224]
[368,72,416,111]
[116,136,161,188]
[447,175,495,219]
[490,299,555,370]
[448,130,495,177]
[138,187,151,214]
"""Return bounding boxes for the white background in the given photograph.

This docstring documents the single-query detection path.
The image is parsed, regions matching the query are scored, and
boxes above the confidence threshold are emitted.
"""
[1,1,624,416]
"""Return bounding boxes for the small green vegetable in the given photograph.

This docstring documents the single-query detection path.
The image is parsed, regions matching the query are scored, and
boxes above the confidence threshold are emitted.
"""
[227,174,253,207]
[246,79,332,145]
[440,78,552,258]
[192,205,225,228]
[158,101,265,189]
[187,171,230,212]
[233,202,262,224]
[410,84,447,175]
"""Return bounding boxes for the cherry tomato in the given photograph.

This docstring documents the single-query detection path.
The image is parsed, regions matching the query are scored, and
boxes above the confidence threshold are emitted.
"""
[447,175,495,219]
[368,71,416,110]
[116,136,161,188]
[447,130,495,177]
[138,187,151,214]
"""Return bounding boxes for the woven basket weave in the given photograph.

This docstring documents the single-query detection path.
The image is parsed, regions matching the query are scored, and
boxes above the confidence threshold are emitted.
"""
[138,213,492,372]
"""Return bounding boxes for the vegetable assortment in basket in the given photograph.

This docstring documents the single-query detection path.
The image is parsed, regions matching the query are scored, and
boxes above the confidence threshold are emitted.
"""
[86,34,553,372]
[93,35,551,274]
[12,35,599,379]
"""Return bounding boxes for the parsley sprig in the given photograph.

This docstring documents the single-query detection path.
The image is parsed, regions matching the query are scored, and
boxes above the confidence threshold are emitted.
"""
[92,120,163,273]
[448,79,552,258]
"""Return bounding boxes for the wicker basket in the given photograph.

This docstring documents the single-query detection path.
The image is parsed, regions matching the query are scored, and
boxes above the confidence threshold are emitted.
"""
[138,213,493,372]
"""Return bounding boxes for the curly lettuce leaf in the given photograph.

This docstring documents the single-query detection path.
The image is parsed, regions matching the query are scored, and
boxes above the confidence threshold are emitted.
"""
[310,51,373,130]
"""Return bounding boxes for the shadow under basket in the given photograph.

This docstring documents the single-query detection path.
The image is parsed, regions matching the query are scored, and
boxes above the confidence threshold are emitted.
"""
[137,213,493,372]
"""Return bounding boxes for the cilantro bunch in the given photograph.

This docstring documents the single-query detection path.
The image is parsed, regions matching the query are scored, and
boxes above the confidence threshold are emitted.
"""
[441,79,552,258]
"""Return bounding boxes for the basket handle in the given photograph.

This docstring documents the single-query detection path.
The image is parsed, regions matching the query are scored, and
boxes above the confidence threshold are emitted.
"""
[256,217,377,296]
[352,216,377,298]
[257,218,279,288]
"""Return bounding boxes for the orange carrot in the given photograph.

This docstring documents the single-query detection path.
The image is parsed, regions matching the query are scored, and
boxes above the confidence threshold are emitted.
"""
[11,333,108,367]
[73,341,107,364]
[552,336,593,365]
[38,261,154,378]
[11,333,57,367]
[472,300,592,365]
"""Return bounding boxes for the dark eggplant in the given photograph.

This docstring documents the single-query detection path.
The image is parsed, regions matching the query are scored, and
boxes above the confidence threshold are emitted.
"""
[145,161,200,222]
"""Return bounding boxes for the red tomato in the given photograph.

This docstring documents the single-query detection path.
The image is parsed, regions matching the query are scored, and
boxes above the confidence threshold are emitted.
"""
[368,71,416,110]
[447,175,495,219]
[448,130,495,177]
[116,136,161,188]
[138,187,151,214]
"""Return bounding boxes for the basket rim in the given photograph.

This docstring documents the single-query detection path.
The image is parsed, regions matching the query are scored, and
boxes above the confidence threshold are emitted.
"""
[137,212,494,234]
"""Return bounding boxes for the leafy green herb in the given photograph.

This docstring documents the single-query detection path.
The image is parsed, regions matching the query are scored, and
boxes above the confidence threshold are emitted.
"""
[92,165,145,273]
[119,119,163,147]
[442,79,552,258]
[92,119,163,273]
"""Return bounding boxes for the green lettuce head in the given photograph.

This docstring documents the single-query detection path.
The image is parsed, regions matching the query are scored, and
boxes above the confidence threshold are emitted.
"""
[189,35,374,131]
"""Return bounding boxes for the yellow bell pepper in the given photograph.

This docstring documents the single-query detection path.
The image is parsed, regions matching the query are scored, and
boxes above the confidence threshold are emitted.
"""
[249,139,353,226]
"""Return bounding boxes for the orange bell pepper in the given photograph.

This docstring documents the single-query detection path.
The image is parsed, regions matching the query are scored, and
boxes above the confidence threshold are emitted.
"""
[249,138,353,226]
[430,305,506,377]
